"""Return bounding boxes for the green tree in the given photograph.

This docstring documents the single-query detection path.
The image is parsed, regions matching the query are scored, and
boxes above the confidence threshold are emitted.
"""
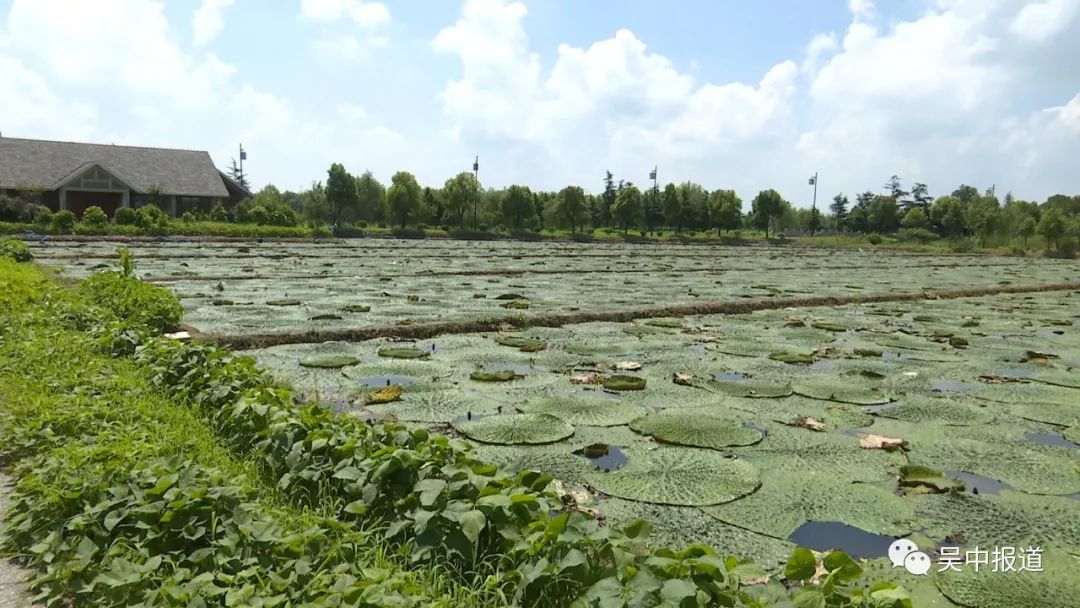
[442,172,481,228]
[867,195,900,233]
[750,189,785,238]
[1038,207,1067,252]
[951,184,979,205]
[600,171,617,227]
[502,185,536,230]
[422,187,444,226]
[325,163,358,224]
[676,182,707,233]
[386,171,421,228]
[931,196,967,238]
[911,182,932,211]
[709,189,742,235]
[355,171,386,222]
[557,185,586,233]
[900,207,930,230]
[1016,215,1036,249]
[830,194,849,231]
[611,184,643,234]
[82,205,108,227]
[807,207,823,235]
[661,183,680,231]
[966,196,1001,247]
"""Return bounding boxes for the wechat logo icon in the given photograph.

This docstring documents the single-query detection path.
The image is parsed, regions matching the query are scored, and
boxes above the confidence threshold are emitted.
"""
[889,539,932,576]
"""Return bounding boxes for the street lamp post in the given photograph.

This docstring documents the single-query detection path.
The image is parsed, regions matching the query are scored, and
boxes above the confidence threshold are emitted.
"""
[473,155,479,230]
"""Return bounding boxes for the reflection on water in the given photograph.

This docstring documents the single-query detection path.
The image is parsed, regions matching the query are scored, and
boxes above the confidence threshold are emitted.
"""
[945,470,1011,495]
[788,521,895,559]
[575,444,629,472]
[1026,432,1080,450]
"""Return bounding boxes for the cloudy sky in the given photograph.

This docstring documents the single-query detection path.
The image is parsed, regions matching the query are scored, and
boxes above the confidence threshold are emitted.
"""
[1,0,1077,205]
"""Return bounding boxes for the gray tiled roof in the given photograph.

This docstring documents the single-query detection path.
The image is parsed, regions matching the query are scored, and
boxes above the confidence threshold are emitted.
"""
[0,137,230,197]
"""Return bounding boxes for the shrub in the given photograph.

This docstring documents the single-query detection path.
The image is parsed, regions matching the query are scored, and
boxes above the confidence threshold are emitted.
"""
[390,227,427,239]
[180,211,197,223]
[949,239,974,253]
[136,204,169,233]
[0,194,40,223]
[33,208,53,227]
[897,227,937,244]
[0,237,32,262]
[51,209,77,232]
[865,233,883,245]
[78,270,184,333]
[417,223,429,230]
[377,222,387,229]
[439,224,450,232]
[357,221,368,228]
[82,205,109,227]
[209,201,231,222]
[115,207,138,225]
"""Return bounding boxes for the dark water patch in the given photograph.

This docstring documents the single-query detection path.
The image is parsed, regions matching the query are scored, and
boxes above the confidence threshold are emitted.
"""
[575,444,629,472]
[932,382,980,394]
[354,375,414,388]
[1026,432,1080,450]
[787,521,895,559]
[482,364,544,375]
[882,351,904,360]
[713,372,747,381]
[945,470,1011,495]
[452,411,497,425]
[999,368,1035,378]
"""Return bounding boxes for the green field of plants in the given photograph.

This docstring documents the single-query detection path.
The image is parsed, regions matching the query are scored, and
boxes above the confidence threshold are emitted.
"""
[7,237,1080,607]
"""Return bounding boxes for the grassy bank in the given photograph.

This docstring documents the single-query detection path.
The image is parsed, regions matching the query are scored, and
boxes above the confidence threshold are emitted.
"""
[0,252,913,607]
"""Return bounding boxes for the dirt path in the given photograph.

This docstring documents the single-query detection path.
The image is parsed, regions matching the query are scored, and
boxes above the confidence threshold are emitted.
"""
[0,474,33,607]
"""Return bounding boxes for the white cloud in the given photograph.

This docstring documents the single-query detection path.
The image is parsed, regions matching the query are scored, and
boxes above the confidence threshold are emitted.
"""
[849,0,875,22]
[0,56,98,139]
[192,0,234,46]
[1010,0,1080,41]
[299,0,390,27]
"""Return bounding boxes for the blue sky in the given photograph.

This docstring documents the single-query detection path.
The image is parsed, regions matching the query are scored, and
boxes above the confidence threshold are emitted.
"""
[1,0,1078,204]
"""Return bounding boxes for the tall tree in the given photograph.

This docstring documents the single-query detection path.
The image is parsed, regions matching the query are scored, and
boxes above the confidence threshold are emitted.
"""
[676,182,707,233]
[709,189,742,235]
[601,172,616,227]
[442,172,480,228]
[807,206,823,235]
[911,182,932,212]
[951,184,979,205]
[386,171,421,228]
[750,189,785,238]
[931,196,967,239]
[661,183,680,231]
[900,207,930,230]
[557,186,586,233]
[325,163,358,225]
[611,185,643,234]
[830,193,849,231]
[867,195,900,233]
[422,187,444,225]
[355,171,386,221]
[502,185,536,230]
[1037,207,1067,252]
[966,195,1001,247]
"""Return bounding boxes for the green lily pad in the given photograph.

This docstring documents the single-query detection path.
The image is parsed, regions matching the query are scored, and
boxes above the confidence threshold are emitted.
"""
[494,335,546,351]
[629,410,763,449]
[1029,368,1080,389]
[456,413,573,445]
[470,370,519,382]
[603,375,647,391]
[769,351,814,365]
[378,347,430,360]
[310,313,342,320]
[341,304,371,313]
[299,355,360,369]
[643,318,684,329]
[516,396,642,427]
[811,321,849,332]
[899,465,964,493]
[267,299,302,306]
[705,379,793,398]
[1065,426,1079,444]
[935,548,1080,608]
[702,454,914,538]
[495,293,527,300]
[585,447,760,507]
[501,300,529,309]
[793,380,892,405]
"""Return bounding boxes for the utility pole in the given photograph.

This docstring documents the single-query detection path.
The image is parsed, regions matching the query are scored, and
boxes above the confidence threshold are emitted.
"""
[649,166,658,234]
[472,155,479,230]
[809,172,818,210]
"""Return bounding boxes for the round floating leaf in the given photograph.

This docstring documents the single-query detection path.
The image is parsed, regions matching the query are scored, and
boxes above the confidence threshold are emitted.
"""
[629,410,763,449]
[501,300,529,309]
[378,347,430,360]
[706,379,793,398]
[793,380,892,405]
[603,375,647,391]
[516,396,643,427]
[811,321,849,332]
[456,413,574,445]
[872,333,944,351]
[702,456,915,538]
[769,351,814,365]
[898,465,964,493]
[341,304,371,313]
[1065,426,1079,444]
[266,299,301,306]
[908,435,1080,495]
[494,335,546,351]
[299,355,360,369]
[915,489,1080,549]
[494,293,527,300]
[643,318,684,329]
[1029,368,1080,389]
[470,370,518,382]
[585,447,761,506]
[310,313,342,320]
